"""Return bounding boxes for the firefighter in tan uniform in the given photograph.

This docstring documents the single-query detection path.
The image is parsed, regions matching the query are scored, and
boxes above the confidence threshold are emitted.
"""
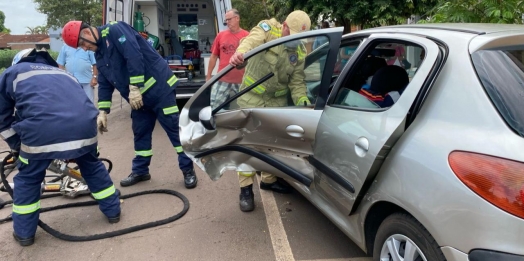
[229,10,311,212]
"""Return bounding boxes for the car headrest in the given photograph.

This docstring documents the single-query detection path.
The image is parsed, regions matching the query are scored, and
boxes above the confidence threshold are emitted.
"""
[361,56,387,78]
[370,65,409,94]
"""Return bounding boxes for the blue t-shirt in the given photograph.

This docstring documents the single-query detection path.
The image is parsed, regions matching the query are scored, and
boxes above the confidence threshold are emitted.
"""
[56,45,96,84]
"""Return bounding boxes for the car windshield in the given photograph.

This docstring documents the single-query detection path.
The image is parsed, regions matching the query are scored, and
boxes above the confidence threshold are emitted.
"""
[471,48,524,137]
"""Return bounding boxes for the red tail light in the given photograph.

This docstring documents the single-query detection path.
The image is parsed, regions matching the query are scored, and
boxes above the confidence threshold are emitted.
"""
[449,151,524,219]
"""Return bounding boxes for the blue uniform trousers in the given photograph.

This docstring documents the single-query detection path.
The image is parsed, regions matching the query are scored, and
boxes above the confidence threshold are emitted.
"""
[131,92,193,175]
[12,149,120,238]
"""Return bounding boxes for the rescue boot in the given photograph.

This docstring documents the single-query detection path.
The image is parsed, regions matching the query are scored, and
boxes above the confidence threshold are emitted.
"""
[108,212,121,224]
[260,179,292,194]
[183,169,198,189]
[239,184,255,212]
[120,173,151,187]
[13,232,34,247]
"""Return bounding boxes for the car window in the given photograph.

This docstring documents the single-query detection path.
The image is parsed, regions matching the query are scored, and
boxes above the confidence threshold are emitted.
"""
[332,41,425,109]
[471,48,524,137]
[210,35,330,112]
[334,41,362,74]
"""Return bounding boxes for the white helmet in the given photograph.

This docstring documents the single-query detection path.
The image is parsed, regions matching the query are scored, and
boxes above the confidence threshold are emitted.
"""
[12,48,35,66]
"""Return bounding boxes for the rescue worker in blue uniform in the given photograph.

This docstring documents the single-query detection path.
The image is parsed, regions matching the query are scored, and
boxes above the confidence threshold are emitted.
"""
[61,21,197,189]
[0,48,121,247]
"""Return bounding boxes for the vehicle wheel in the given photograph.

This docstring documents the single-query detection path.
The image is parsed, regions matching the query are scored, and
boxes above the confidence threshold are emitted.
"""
[373,213,446,261]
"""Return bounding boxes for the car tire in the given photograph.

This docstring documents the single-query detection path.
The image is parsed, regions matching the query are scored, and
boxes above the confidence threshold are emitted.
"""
[373,213,446,261]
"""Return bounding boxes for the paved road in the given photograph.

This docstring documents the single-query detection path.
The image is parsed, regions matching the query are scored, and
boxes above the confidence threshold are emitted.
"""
[0,96,371,261]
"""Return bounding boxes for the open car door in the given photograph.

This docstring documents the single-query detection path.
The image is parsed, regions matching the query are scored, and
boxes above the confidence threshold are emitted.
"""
[311,33,444,215]
[180,27,344,187]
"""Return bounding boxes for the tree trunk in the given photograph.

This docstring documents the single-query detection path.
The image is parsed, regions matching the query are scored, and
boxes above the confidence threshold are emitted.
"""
[262,0,270,18]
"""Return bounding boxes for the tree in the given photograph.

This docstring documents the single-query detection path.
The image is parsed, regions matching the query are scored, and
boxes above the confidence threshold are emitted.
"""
[26,26,37,35]
[232,0,273,30]
[421,0,524,23]
[35,25,49,34]
[33,0,103,29]
[272,0,437,33]
[0,10,11,33]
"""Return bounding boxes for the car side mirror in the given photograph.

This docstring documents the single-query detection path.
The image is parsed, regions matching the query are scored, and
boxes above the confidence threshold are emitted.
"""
[198,106,216,130]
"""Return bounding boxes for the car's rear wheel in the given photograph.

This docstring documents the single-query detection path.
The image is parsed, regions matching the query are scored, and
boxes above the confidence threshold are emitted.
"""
[373,213,446,261]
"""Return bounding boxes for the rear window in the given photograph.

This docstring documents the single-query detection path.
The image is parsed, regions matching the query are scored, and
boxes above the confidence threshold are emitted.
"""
[471,49,524,137]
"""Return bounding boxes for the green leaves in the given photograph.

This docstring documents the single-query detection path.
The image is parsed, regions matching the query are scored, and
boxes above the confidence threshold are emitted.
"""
[0,50,58,70]
[423,0,524,24]
[0,10,11,33]
[33,0,103,29]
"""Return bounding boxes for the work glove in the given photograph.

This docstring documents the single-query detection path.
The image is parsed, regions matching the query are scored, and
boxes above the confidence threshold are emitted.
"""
[97,111,108,134]
[128,85,143,110]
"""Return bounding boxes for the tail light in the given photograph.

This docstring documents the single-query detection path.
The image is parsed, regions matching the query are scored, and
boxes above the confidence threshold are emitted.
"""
[449,151,524,219]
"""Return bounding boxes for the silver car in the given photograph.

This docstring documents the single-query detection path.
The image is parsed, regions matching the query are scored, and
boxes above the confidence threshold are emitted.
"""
[179,24,524,261]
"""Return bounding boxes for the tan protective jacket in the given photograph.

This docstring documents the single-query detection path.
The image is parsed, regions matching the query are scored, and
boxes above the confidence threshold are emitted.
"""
[236,19,310,107]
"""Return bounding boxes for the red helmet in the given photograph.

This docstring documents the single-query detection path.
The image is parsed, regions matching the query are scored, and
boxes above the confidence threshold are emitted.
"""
[62,21,83,48]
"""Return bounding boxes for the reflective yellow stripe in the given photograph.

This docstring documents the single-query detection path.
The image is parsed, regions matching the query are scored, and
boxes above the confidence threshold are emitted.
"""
[253,86,266,94]
[92,185,116,200]
[109,21,117,25]
[98,101,111,109]
[19,156,28,165]
[167,75,178,87]
[101,28,109,37]
[297,96,309,106]
[13,201,40,214]
[130,75,145,84]
[238,171,255,177]
[270,27,281,37]
[135,150,153,157]
[244,76,266,94]
[163,106,179,115]
[297,44,307,60]
[140,77,156,94]
[175,146,183,153]
[275,89,288,97]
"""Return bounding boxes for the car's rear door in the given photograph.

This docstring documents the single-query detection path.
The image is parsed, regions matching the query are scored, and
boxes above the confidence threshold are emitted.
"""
[310,33,444,215]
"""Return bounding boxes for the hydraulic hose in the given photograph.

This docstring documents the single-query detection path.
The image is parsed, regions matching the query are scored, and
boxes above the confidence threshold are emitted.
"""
[0,153,190,242]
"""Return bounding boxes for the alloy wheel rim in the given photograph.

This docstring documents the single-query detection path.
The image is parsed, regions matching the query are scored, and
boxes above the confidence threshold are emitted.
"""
[379,234,428,261]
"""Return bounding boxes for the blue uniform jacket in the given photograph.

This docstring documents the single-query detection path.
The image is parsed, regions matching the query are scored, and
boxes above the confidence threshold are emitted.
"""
[0,57,98,160]
[95,21,179,113]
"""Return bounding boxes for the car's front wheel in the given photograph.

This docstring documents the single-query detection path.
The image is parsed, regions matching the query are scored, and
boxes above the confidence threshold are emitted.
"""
[373,213,446,261]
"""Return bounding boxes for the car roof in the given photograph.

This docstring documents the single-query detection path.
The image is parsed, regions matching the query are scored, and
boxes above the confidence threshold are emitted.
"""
[363,23,524,35]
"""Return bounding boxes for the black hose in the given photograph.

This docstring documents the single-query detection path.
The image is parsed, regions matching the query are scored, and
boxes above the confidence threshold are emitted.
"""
[0,153,190,242]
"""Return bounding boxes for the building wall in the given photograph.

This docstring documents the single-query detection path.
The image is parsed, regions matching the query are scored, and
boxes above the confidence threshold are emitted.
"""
[48,27,64,52]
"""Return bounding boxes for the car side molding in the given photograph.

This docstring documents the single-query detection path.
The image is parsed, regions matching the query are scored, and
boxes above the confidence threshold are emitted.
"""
[307,156,355,193]
[194,145,313,187]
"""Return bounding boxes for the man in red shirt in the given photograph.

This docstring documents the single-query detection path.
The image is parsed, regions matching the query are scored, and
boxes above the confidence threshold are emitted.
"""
[206,9,249,108]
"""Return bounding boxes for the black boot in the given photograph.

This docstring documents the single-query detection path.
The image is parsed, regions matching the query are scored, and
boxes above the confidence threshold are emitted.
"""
[183,169,198,189]
[260,179,292,194]
[239,184,255,212]
[108,212,121,224]
[13,232,34,247]
[120,173,151,187]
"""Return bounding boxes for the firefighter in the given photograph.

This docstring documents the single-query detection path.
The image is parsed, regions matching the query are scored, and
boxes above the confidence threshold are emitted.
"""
[0,48,121,246]
[229,10,311,212]
[61,21,197,189]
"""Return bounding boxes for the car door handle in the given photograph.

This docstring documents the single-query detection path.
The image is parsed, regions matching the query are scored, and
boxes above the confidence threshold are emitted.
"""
[355,137,369,157]
[286,125,305,138]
